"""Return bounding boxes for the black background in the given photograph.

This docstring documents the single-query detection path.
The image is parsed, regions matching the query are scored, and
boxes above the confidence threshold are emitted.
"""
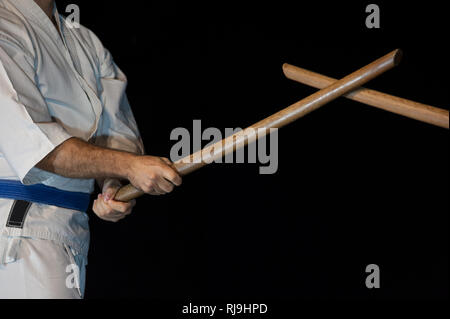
[57,0,448,301]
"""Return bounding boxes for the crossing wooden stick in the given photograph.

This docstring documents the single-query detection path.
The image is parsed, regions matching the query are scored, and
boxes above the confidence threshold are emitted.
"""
[282,63,449,129]
[115,49,403,202]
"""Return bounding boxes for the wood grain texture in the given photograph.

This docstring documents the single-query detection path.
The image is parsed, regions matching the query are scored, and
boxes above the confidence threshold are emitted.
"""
[282,63,449,129]
[115,49,402,202]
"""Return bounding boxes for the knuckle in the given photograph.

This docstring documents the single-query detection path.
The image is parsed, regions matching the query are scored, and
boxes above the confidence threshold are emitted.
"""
[143,185,152,193]
[168,171,176,180]
[118,206,127,213]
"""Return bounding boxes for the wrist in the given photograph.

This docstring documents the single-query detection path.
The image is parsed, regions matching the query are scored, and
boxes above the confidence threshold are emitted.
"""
[120,152,139,181]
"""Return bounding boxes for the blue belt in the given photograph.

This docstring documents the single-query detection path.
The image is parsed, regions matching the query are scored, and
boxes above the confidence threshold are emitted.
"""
[0,179,90,212]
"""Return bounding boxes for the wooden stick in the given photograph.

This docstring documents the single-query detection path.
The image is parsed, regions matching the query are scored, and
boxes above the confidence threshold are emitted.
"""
[282,63,449,129]
[115,49,403,202]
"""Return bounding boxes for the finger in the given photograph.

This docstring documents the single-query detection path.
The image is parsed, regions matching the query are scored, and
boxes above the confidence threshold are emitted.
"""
[115,214,127,222]
[98,194,124,216]
[156,176,174,193]
[122,200,136,215]
[148,189,161,195]
[103,215,124,222]
[123,207,133,216]
[95,195,128,221]
[160,165,182,186]
[95,195,110,214]
[161,158,179,172]
[150,181,166,195]
[94,197,115,218]
[102,180,121,201]
[140,185,162,196]
[161,157,171,164]
[106,198,132,213]
[93,199,101,214]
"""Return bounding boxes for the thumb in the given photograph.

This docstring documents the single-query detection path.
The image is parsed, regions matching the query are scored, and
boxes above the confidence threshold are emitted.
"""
[102,178,122,201]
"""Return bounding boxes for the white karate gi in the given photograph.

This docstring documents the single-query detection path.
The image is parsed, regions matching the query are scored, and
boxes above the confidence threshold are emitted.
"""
[0,0,144,298]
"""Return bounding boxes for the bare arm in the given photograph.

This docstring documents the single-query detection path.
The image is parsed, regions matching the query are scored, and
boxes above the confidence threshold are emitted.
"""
[37,137,131,179]
[36,137,182,194]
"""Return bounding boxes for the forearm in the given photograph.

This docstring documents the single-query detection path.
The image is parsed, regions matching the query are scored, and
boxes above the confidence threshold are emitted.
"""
[36,137,134,180]
[36,137,182,196]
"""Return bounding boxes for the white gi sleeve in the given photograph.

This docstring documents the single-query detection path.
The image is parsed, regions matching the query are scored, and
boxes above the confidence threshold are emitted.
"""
[0,27,73,184]
[89,31,145,155]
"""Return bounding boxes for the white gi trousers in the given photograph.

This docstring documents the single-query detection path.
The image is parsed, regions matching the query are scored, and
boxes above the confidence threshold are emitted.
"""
[0,198,89,299]
[0,236,86,299]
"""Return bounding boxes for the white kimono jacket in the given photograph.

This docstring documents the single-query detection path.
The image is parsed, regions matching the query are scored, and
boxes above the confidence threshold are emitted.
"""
[0,0,144,260]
